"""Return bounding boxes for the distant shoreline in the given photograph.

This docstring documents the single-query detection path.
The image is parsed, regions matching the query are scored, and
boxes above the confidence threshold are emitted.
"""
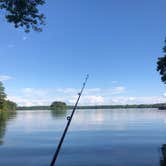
[16,103,166,110]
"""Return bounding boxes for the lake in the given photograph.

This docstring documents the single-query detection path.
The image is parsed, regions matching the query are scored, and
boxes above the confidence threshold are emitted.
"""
[0,108,166,166]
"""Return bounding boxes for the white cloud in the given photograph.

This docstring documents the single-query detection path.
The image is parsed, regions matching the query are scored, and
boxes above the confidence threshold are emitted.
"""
[9,94,166,107]
[81,96,104,105]
[22,88,47,97]
[7,88,51,106]
[0,75,12,81]
[86,88,101,93]
[54,88,101,94]
[111,86,126,95]
[129,97,136,101]
[84,88,101,95]
[69,95,104,105]
[55,88,77,94]
[108,96,166,105]
[7,86,166,107]
[7,87,104,106]
[8,96,50,106]
[22,36,27,41]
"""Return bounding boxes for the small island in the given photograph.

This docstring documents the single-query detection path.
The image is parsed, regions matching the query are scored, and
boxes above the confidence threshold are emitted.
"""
[50,101,67,110]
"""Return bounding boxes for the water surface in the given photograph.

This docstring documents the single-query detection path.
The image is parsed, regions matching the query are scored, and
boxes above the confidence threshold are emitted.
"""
[0,108,166,166]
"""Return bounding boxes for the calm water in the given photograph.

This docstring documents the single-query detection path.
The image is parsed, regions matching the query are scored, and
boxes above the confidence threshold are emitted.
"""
[0,108,166,166]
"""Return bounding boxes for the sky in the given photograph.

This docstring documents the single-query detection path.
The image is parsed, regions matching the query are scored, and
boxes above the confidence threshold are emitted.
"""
[0,0,166,106]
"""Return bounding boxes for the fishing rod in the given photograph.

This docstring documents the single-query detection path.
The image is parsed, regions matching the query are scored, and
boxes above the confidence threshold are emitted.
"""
[50,74,89,166]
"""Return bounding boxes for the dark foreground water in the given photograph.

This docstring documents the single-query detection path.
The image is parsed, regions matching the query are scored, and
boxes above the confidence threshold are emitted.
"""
[0,109,166,166]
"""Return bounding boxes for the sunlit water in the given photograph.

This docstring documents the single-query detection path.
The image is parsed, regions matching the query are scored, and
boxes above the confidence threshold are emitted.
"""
[0,109,166,166]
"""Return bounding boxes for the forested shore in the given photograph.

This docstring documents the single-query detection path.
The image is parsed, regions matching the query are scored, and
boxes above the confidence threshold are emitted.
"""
[17,103,166,110]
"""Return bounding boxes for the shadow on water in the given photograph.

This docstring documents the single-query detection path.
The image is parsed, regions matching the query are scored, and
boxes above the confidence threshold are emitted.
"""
[0,111,17,145]
[161,145,166,166]
[51,109,67,118]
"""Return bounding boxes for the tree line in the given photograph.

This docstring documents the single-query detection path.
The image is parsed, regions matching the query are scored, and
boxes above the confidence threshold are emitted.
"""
[17,103,166,110]
[17,101,67,110]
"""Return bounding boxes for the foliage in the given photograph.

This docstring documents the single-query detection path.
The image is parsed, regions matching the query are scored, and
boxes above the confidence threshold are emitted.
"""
[157,38,166,83]
[4,100,17,111]
[17,105,49,110]
[0,81,6,110]
[0,81,16,111]
[0,0,45,32]
[50,101,67,110]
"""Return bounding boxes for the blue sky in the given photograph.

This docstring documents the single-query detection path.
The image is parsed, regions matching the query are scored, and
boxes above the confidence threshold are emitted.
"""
[0,0,166,106]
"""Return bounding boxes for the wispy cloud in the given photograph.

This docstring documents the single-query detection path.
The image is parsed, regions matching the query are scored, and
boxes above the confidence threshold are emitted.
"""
[7,87,105,106]
[7,86,166,106]
[8,96,51,106]
[86,88,101,93]
[55,88,78,94]
[0,75,12,81]
[22,36,27,41]
[111,86,126,95]
[8,94,166,107]
[22,88,48,97]
[69,95,104,105]
[111,81,118,84]
[102,96,166,105]
[7,44,15,48]
[7,86,126,106]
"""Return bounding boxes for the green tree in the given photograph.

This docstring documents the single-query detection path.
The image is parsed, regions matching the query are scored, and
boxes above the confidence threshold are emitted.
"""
[4,100,17,111]
[50,101,67,110]
[0,82,16,111]
[0,0,45,32]
[157,38,166,83]
[0,81,6,110]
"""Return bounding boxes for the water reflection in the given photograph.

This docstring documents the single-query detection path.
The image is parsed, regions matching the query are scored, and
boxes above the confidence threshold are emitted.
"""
[51,109,67,118]
[1,109,166,166]
[161,144,166,166]
[0,111,17,145]
[71,108,166,132]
